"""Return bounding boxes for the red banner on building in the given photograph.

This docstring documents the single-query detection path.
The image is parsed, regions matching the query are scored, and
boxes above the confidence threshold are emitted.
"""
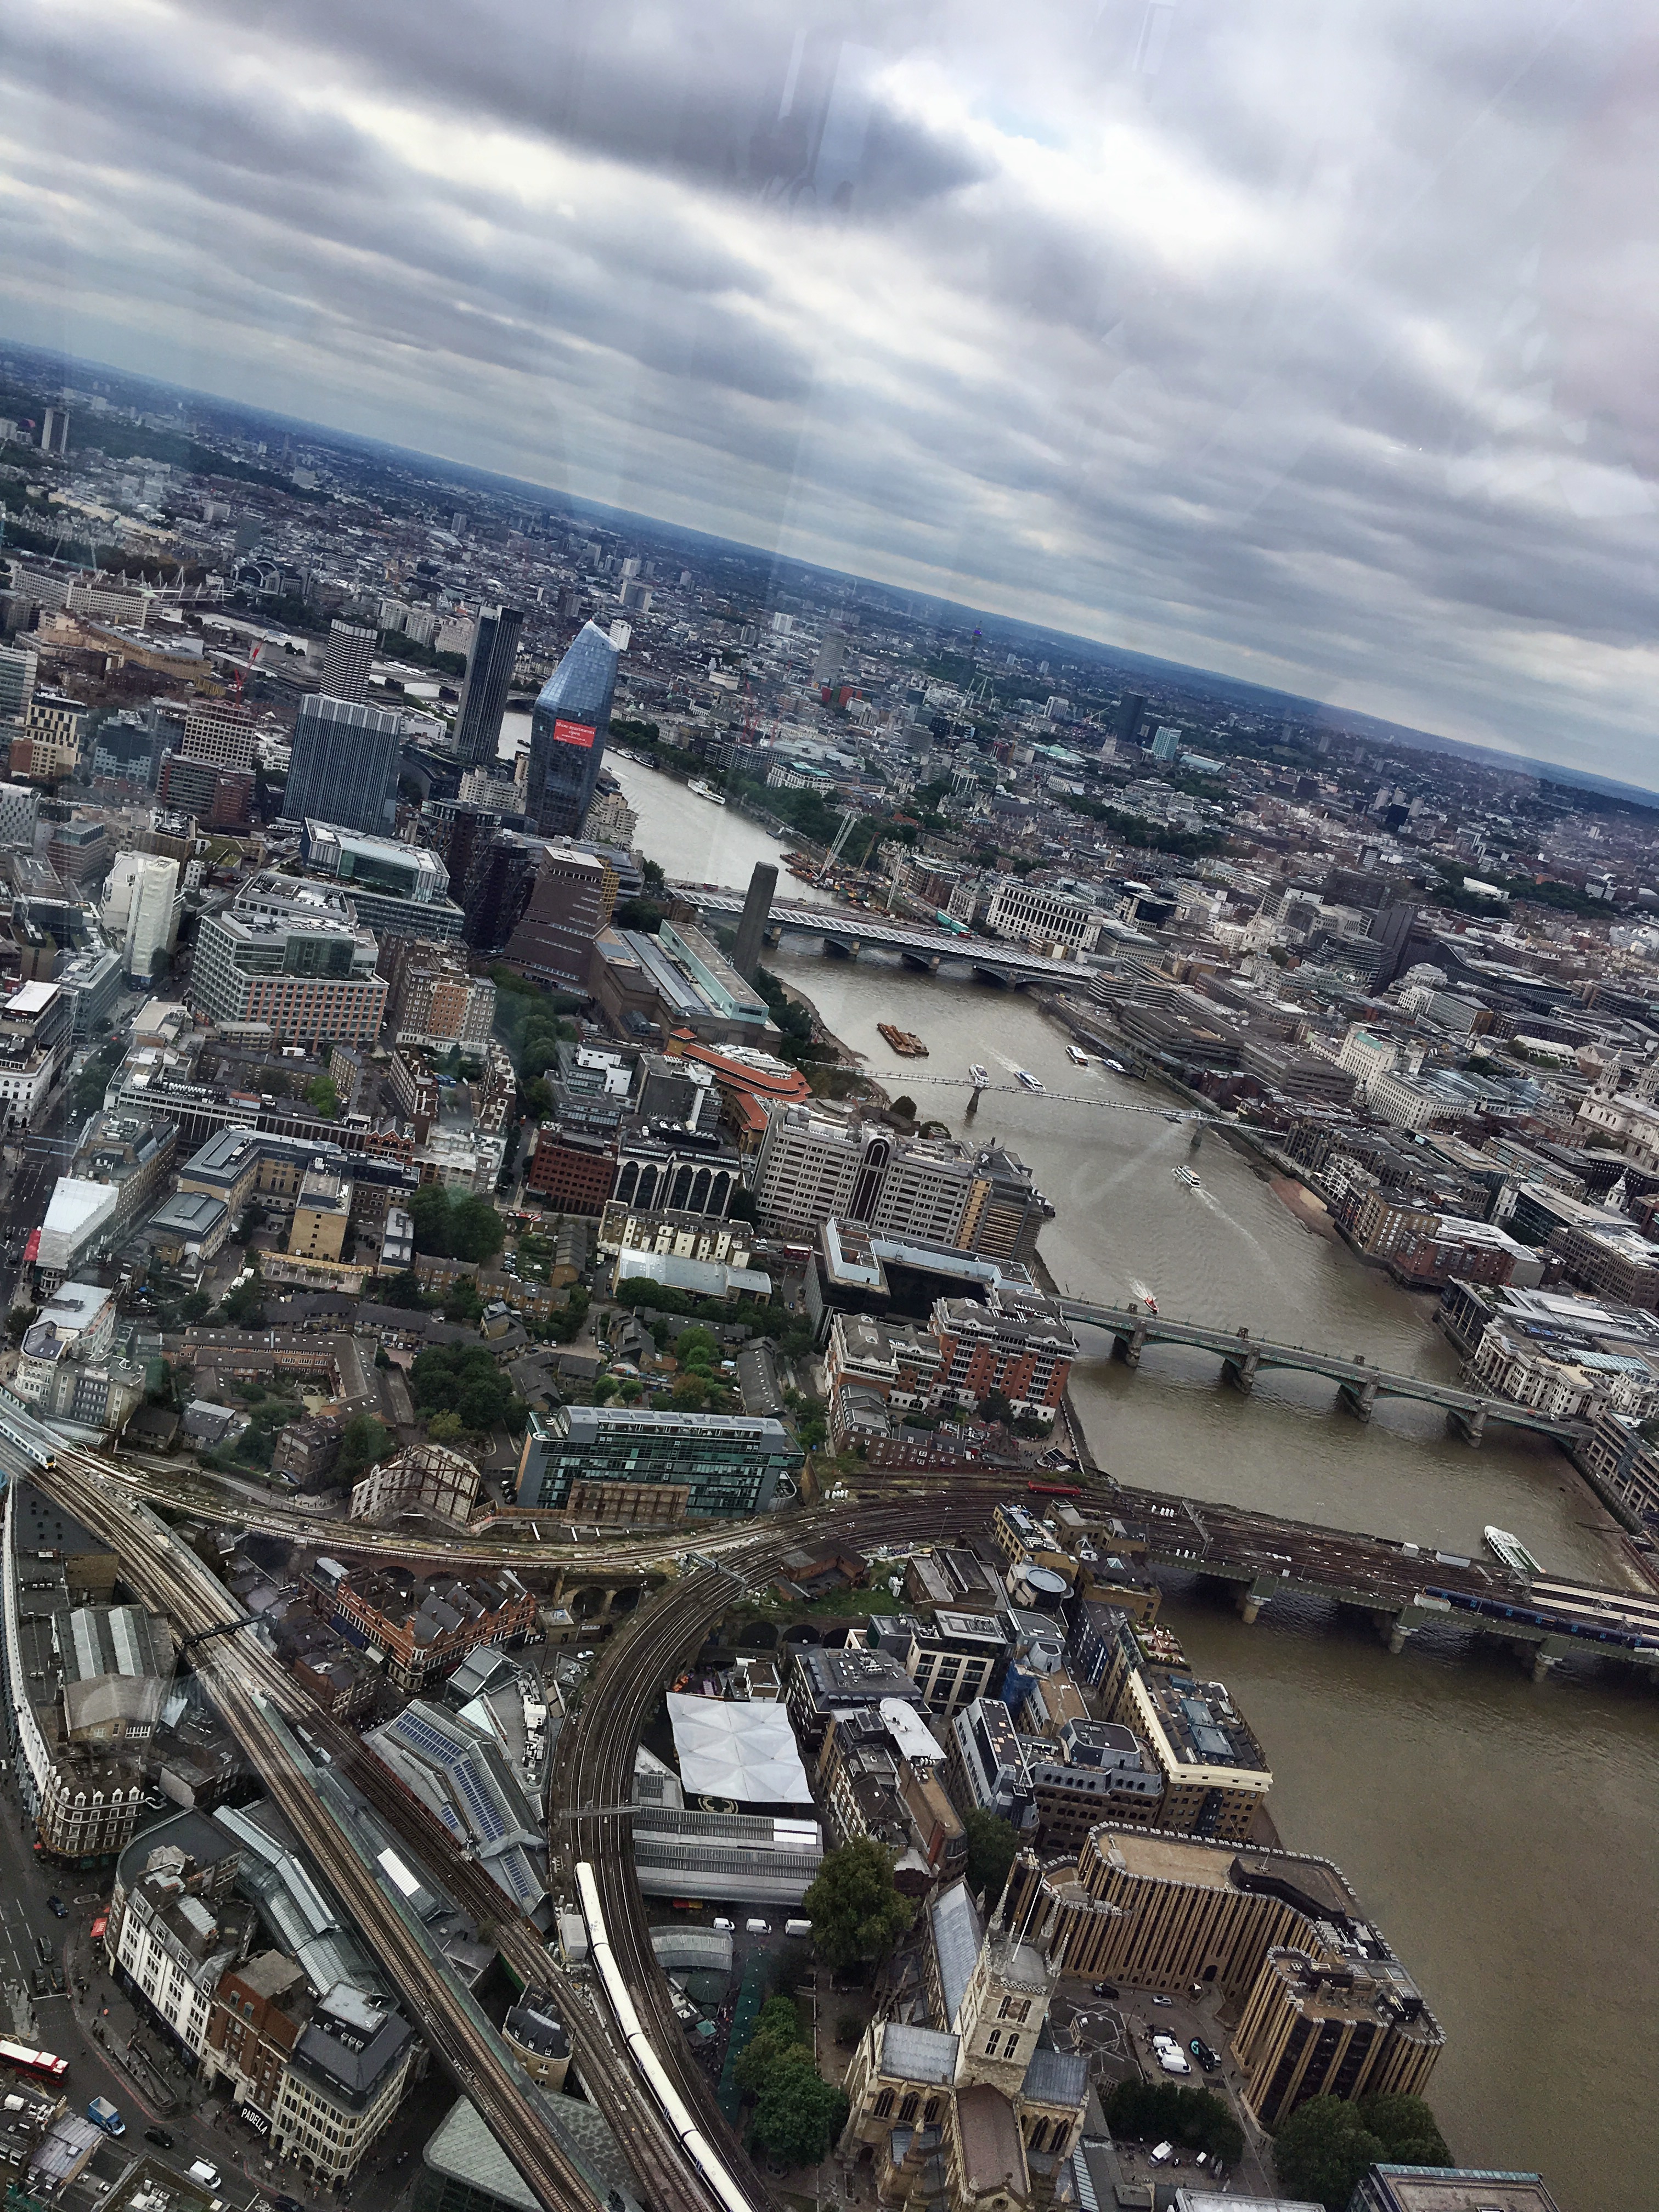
[553,718,595,749]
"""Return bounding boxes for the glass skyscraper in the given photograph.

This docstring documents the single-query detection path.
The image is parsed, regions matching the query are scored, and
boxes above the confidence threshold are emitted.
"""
[526,622,618,835]
[455,603,524,768]
[284,695,404,834]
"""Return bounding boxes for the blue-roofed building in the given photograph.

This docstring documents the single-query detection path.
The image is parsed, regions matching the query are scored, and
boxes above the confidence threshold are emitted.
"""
[365,1700,551,1927]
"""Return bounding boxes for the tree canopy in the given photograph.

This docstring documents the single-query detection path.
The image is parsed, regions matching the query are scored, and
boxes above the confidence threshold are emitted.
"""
[1103,2081,1243,2166]
[408,1182,504,1262]
[1273,2095,1451,2212]
[409,1342,520,1434]
[734,1996,849,2169]
[961,1809,1019,1906]
[802,1837,915,1973]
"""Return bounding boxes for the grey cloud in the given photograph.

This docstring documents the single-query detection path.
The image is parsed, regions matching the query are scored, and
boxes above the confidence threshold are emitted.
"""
[4,0,1659,771]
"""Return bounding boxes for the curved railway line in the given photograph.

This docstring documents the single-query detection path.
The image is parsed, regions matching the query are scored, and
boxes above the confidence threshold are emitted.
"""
[7,1419,1003,2212]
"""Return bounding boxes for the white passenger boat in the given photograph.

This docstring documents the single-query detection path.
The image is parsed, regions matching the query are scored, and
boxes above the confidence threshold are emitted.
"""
[1485,1526,1542,1578]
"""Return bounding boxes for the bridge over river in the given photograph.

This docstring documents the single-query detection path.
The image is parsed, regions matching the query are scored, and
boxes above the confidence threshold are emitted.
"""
[1059,1297,1589,1447]
[669,879,1135,986]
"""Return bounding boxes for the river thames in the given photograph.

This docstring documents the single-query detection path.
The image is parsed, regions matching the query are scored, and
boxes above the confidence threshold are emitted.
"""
[599,751,1658,2206]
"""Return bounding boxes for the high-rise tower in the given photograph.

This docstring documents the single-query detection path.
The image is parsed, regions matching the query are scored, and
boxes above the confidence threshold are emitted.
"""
[455,604,524,769]
[320,619,377,706]
[285,696,404,834]
[525,622,619,837]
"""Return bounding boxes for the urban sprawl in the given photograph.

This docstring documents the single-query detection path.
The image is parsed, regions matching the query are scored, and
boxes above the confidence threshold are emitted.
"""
[0,341,1635,2212]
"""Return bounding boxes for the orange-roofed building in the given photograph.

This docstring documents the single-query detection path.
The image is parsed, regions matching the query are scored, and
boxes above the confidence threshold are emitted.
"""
[664,1030,812,1150]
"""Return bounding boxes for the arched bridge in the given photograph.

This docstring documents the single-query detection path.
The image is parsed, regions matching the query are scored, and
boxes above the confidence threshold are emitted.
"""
[1058,1298,1589,1447]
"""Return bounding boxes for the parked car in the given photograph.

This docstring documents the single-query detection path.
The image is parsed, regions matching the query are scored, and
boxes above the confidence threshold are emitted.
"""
[46,1897,67,1919]
[1150,1994,1173,2006]
[1190,2038,1220,2072]
[144,2129,174,2150]
[1092,1981,1118,1998]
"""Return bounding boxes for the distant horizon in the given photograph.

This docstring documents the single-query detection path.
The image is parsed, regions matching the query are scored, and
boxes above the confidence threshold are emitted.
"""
[10,330,1659,814]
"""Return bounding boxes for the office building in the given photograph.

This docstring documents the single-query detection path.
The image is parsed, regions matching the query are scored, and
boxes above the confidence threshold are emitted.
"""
[0,642,37,719]
[0,779,39,849]
[44,817,109,884]
[120,855,182,983]
[985,880,1103,953]
[947,1695,1037,1831]
[1350,2171,1561,2212]
[382,939,496,1053]
[499,844,612,991]
[1028,1720,1163,1849]
[525,622,618,836]
[514,1403,800,1521]
[455,604,524,768]
[157,750,255,830]
[180,701,257,770]
[0,978,71,1126]
[284,693,404,836]
[299,820,464,940]
[89,706,168,787]
[319,618,378,706]
[731,861,778,983]
[753,1109,1048,1261]
[1004,1831,1442,2128]
[1114,691,1146,747]
[1096,1613,1271,1838]
[189,882,387,1046]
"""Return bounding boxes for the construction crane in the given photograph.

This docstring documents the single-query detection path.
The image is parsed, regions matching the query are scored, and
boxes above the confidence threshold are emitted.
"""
[817,807,860,881]
[228,640,262,704]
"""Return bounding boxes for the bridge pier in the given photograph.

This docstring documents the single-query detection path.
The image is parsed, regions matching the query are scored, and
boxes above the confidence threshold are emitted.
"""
[1115,1322,1148,1368]
[1372,1609,1413,1654]
[1446,1404,1487,1446]
[1237,1575,1277,1624]
[1222,1348,1260,1395]
[1338,1376,1378,1423]
[822,936,861,960]
[1528,1635,1571,1681]
[900,949,940,974]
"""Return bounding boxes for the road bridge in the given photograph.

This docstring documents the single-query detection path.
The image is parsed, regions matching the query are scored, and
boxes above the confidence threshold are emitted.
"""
[1059,1297,1589,1446]
[669,880,1139,986]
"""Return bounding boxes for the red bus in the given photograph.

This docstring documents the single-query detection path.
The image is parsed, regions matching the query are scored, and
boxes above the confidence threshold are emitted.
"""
[0,2038,68,2083]
[1026,1480,1083,1498]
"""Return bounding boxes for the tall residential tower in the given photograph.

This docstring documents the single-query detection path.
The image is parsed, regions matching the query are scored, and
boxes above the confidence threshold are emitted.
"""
[525,622,618,837]
[455,605,524,769]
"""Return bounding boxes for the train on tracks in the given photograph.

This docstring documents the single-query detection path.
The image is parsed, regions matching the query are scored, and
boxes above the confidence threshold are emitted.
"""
[0,1415,55,1471]
[1424,1583,1659,1651]
[576,1860,753,2212]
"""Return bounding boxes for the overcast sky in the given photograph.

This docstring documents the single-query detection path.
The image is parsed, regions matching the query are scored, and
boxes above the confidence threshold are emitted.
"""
[3,1,1658,780]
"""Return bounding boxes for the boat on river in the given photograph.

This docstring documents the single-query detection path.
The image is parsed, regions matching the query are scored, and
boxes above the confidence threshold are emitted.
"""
[969,1063,990,1086]
[687,778,727,806]
[878,1023,929,1058]
[1015,1068,1045,1092]
[1066,1045,1089,1065]
[1172,1165,1202,1189]
[1485,1526,1543,1578]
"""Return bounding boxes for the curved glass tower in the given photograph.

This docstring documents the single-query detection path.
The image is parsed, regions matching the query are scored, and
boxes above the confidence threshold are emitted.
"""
[526,621,619,834]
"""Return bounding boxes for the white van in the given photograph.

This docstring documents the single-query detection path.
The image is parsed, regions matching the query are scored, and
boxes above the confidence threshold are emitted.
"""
[1156,2048,1192,2076]
[744,1917,769,1934]
[1149,2142,1173,2165]
[188,2163,221,2190]
[783,1919,812,1939]
[712,1917,734,1931]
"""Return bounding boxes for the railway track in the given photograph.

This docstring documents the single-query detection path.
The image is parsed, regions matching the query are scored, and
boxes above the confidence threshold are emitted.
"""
[554,1501,996,2212]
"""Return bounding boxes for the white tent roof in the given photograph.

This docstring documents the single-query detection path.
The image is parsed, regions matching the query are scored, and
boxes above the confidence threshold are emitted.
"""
[665,1692,814,1806]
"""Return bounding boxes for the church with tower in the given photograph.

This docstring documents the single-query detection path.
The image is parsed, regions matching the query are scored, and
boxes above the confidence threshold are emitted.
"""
[838,1872,1090,2210]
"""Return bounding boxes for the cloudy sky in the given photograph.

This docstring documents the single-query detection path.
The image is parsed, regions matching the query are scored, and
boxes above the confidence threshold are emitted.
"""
[3,0,1658,780]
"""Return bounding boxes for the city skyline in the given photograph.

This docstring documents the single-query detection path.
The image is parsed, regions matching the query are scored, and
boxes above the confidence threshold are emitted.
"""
[3,4,1657,786]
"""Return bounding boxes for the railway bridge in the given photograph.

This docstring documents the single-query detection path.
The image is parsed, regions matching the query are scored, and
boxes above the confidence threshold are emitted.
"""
[1059,1297,1589,1447]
